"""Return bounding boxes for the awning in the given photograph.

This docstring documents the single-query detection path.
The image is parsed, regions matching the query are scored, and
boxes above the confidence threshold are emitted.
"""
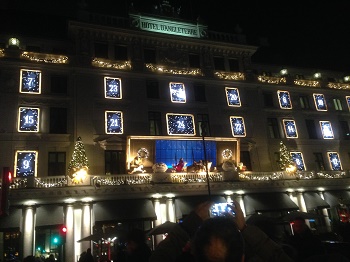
[243,193,299,215]
[36,205,64,227]
[303,192,330,210]
[94,199,157,222]
[0,207,21,230]
[323,191,350,207]
[175,195,226,218]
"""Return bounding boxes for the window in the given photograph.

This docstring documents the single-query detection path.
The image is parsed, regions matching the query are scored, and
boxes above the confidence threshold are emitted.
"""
[144,48,156,63]
[105,150,126,174]
[189,53,200,68]
[282,119,298,138]
[339,121,350,140]
[18,107,40,132]
[240,151,251,171]
[114,45,128,60]
[305,119,318,139]
[290,152,306,171]
[346,96,350,111]
[51,75,67,94]
[197,114,210,136]
[20,69,41,94]
[213,56,225,71]
[328,152,342,171]
[314,152,325,171]
[225,87,241,106]
[319,121,334,139]
[313,93,327,111]
[94,42,108,58]
[50,107,67,134]
[228,58,239,72]
[194,83,206,102]
[274,152,281,169]
[170,82,186,103]
[267,118,280,138]
[166,113,195,136]
[149,111,162,135]
[277,90,292,109]
[48,152,66,176]
[263,92,274,107]
[230,116,246,137]
[105,111,123,134]
[299,95,310,109]
[15,150,38,177]
[104,77,122,99]
[333,98,343,111]
[146,80,159,99]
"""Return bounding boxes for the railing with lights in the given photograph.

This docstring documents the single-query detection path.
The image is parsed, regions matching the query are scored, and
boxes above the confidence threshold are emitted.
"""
[214,71,245,80]
[21,52,69,64]
[92,58,132,70]
[293,79,321,87]
[145,63,203,76]
[6,170,349,189]
[257,75,286,84]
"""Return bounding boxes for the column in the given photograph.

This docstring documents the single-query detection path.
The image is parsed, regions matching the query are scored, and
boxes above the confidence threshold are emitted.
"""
[22,205,35,258]
[65,204,74,262]
[318,191,332,232]
[297,192,310,227]
[235,194,246,217]
[166,196,175,222]
[81,202,92,252]
[152,197,162,246]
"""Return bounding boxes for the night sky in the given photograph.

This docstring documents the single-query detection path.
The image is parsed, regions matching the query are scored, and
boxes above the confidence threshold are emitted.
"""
[1,0,350,71]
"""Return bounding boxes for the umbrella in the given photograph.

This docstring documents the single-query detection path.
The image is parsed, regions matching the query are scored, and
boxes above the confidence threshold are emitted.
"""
[147,221,177,236]
[281,211,325,222]
[77,232,119,242]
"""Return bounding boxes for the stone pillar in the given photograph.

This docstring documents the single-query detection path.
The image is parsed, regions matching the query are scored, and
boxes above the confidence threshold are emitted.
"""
[166,197,175,222]
[81,202,92,252]
[235,194,246,217]
[65,204,75,262]
[318,191,332,232]
[152,198,162,246]
[22,205,35,258]
[297,192,310,227]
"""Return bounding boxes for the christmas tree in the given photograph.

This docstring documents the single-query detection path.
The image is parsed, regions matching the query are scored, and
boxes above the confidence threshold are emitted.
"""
[67,137,89,179]
[278,141,294,171]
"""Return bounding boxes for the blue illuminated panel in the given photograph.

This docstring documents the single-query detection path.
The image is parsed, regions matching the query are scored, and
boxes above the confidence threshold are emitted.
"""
[277,90,292,109]
[20,69,41,94]
[18,107,39,132]
[105,111,123,134]
[328,152,342,171]
[225,87,241,107]
[346,96,350,111]
[15,150,38,177]
[166,113,195,135]
[290,152,306,171]
[170,82,186,103]
[319,121,334,139]
[283,119,298,138]
[230,116,246,137]
[104,77,122,99]
[313,93,327,111]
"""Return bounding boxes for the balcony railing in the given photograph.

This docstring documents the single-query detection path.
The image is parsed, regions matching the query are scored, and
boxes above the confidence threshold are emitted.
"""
[7,170,348,189]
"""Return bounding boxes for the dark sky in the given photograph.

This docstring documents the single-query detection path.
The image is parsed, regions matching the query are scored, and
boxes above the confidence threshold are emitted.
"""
[2,0,350,72]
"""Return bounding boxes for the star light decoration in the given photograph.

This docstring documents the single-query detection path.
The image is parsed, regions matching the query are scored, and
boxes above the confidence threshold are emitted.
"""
[67,137,89,184]
[279,141,296,174]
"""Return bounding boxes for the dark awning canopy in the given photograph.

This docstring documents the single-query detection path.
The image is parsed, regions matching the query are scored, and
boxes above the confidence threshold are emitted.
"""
[36,205,64,227]
[94,199,157,222]
[0,207,22,230]
[175,195,226,218]
[323,191,350,207]
[243,193,299,215]
[303,192,330,210]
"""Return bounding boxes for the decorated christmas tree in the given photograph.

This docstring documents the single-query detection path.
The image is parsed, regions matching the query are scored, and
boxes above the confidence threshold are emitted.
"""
[67,137,89,179]
[278,141,294,171]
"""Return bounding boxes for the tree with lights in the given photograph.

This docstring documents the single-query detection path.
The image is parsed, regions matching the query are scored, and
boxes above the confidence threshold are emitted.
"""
[67,137,89,181]
[278,141,295,171]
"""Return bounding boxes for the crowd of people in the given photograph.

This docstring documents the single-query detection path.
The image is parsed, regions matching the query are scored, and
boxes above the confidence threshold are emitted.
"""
[21,200,350,262]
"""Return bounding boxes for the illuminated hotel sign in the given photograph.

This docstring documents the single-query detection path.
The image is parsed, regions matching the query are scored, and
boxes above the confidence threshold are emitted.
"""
[130,14,207,38]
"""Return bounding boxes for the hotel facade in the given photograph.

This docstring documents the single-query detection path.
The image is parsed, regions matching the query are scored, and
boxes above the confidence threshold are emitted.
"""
[1,3,350,261]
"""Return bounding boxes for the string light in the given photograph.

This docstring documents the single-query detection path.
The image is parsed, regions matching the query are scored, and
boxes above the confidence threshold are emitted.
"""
[92,58,132,70]
[145,63,202,75]
[214,71,245,80]
[21,52,68,64]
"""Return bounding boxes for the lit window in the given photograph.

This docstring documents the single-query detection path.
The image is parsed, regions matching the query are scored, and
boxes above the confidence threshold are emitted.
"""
[105,111,123,134]
[290,152,306,171]
[15,150,38,177]
[170,82,186,103]
[346,96,350,111]
[166,113,195,135]
[18,107,39,132]
[313,93,327,111]
[282,119,298,138]
[229,116,246,137]
[319,121,334,139]
[104,77,122,99]
[19,69,41,94]
[225,87,241,107]
[327,152,342,171]
[277,90,292,109]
